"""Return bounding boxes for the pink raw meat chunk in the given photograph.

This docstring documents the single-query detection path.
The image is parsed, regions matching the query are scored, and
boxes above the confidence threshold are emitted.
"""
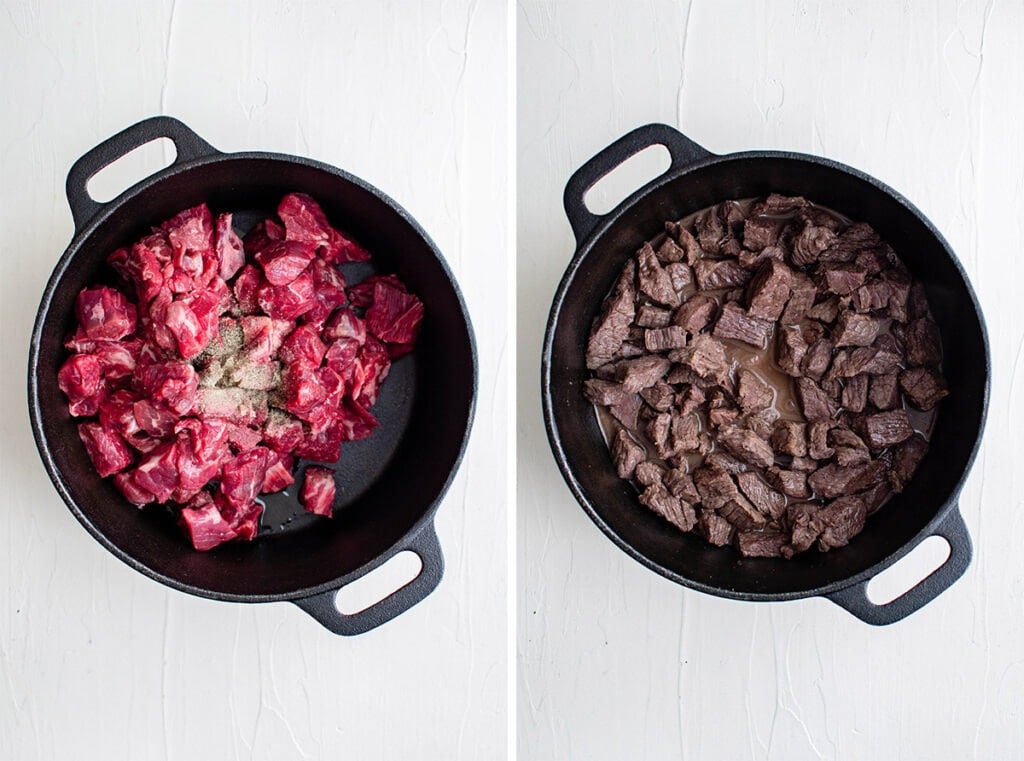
[305,259,348,325]
[301,466,336,517]
[161,203,215,289]
[351,337,391,407]
[218,447,271,511]
[232,264,264,315]
[323,307,367,344]
[278,192,370,264]
[179,493,239,551]
[75,286,137,341]
[256,270,316,320]
[215,213,246,281]
[242,218,285,256]
[348,274,405,309]
[366,281,424,345]
[262,450,295,493]
[254,240,318,286]
[337,398,379,441]
[135,361,198,415]
[58,353,107,417]
[294,420,344,462]
[262,411,305,454]
[131,442,180,503]
[77,422,133,477]
[278,324,327,366]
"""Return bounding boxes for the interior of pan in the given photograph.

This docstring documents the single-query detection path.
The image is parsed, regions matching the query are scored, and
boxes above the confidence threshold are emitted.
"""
[31,155,475,599]
[546,154,987,598]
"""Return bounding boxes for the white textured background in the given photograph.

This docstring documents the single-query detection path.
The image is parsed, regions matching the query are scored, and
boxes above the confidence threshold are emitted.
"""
[518,2,1022,760]
[0,1,507,759]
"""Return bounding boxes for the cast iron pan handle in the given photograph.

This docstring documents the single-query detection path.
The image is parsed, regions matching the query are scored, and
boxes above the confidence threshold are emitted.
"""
[65,116,221,233]
[825,508,971,626]
[563,123,714,244]
[292,523,444,636]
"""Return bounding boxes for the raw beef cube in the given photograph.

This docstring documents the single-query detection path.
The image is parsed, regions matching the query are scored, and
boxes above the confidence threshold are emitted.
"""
[366,281,425,345]
[301,466,337,516]
[295,418,346,461]
[348,274,406,309]
[75,286,137,341]
[113,470,156,506]
[179,497,239,551]
[232,265,264,315]
[218,447,271,512]
[58,353,106,417]
[254,240,318,285]
[77,422,133,477]
[131,443,180,503]
[135,361,198,415]
[278,192,370,263]
[262,410,306,454]
[215,212,246,281]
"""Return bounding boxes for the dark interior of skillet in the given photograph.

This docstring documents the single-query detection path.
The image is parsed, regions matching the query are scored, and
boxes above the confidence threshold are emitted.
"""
[32,156,475,598]
[548,156,986,597]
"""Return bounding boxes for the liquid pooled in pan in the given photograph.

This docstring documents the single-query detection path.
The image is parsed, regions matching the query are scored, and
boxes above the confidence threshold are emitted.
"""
[584,194,948,558]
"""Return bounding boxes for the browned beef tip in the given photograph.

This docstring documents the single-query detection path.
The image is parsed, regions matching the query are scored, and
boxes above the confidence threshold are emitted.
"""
[772,420,807,457]
[665,262,693,292]
[776,325,809,377]
[834,311,881,347]
[888,433,928,493]
[820,376,843,402]
[696,201,745,256]
[765,466,811,498]
[738,531,787,558]
[746,408,780,440]
[746,259,793,320]
[905,318,943,367]
[718,425,775,468]
[646,413,676,459]
[801,336,833,381]
[708,406,740,430]
[816,494,868,551]
[808,459,886,499]
[743,216,781,251]
[676,384,707,416]
[853,279,892,313]
[821,222,881,263]
[672,294,718,333]
[634,460,666,488]
[608,391,643,429]
[779,273,816,324]
[721,492,769,530]
[869,373,900,410]
[908,282,931,321]
[612,428,645,479]
[736,471,786,520]
[712,302,773,348]
[586,259,635,369]
[882,268,912,322]
[737,368,773,413]
[582,379,626,407]
[656,237,686,264]
[739,244,785,271]
[644,326,688,352]
[841,373,869,413]
[636,304,671,328]
[665,467,700,503]
[830,426,870,467]
[751,193,808,216]
[694,464,740,510]
[640,381,675,411]
[791,221,839,267]
[855,246,894,276]
[618,355,672,393]
[900,367,949,411]
[831,346,899,378]
[795,377,839,421]
[637,242,681,307]
[664,223,703,265]
[789,455,819,473]
[698,509,734,546]
[807,420,834,460]
[680,334,732,385]
[705,451,747,474]
[640,484,698,532]
[784,502,822,557]
[694,258,752,290]
[671,413,701,452]
[818,263,867,296]
[857,409,914,449]
[806,295,840,324]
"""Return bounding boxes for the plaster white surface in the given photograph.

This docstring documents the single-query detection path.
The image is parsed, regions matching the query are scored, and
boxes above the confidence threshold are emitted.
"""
[0,1,507,759]
[517,2,1022,759]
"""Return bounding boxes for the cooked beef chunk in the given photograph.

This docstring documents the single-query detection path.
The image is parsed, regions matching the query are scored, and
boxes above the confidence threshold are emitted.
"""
[737,531,787,558]
[765,466,811,498]
[656,237,686,264]
[751,193,808,216]
[831,346,900,377]
[676,384,707,415]
[801,337,833,381]
[664,222,703,265]
[795,377,839,421]
[807,420,834,460]
[646,412,676,459]
[776,325,809,376]
[883,268,912,322]
[698,509,734,546]
[746,259,793,320]
[900,367,949,411]
[789,456,819,473]
[783,502,822,557]
[818,263,867,295]
[857,410,914,449]
[853,279,892,312]
[672,294,718,333]
[779,273,817,324]
[791,221,838,266]
[586,260,636,369]
[634,461,666,488]
[737,369,773,414]
[640,381,675,411]
[680,334,732,384]
[665,262,693,292]
[806,296,840,324]
[821,222,881,263]
[808,460,885,499]
[695,205,729,255]
[618,355,672,393]
[707,405,740,430]
[743,216,781,251]
[636,304,672,328]
[736,471,786,520]
[830,426,870,467]
[665,467,700,503]
[644,326,688,352]
[739,244,785,271]
[841,373,869,413]
[640,485,697,532]
[888,434,929,492]
[834,311,881,347]
[905,318,943,367]
[694,258,752,290]
[721,495,769,530]
[712,302,773,348]
[637,242,680,307]
[694,464,740,510]
[869,373,900,410]
[816,494,868,551]
[583,378,627,406]
[608,392,643,430]
[746,408,779,440]
[771,420,807,457]
[908,282,931,321]
[671,413,701,453]
[612,428,645,479]
[705,451,747,475]
[718,425,775,468]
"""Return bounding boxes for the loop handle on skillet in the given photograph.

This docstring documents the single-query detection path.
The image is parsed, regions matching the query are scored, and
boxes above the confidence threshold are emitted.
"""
[292,522,444,635]
[825,507,972,625]
[65,116,220,233]
[562,123,714,244]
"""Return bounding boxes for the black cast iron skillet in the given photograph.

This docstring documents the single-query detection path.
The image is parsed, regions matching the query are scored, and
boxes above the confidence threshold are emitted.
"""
[543,123,988,625]
[29,116,476,635]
